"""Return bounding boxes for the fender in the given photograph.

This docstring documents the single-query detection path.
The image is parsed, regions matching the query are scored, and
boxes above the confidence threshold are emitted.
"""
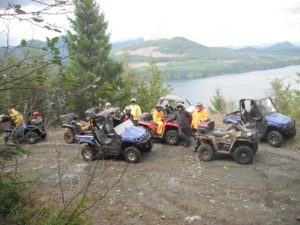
[62,124,75,129]
[165,122,179,128]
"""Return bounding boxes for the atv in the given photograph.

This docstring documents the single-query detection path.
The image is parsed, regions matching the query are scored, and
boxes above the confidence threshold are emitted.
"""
[196,121,259,164]
[223,98,296,147]
[75,108,152,163]
[139,117,179,145]
[61,107,101,144]
[0,114,47,144]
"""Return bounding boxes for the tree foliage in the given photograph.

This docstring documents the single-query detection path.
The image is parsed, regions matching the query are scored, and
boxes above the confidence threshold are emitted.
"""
[208,87,235,114]
[62,0,121,114]
[268,76,300,119]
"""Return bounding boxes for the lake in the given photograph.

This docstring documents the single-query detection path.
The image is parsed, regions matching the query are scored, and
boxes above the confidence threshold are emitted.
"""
[168,65,300,108]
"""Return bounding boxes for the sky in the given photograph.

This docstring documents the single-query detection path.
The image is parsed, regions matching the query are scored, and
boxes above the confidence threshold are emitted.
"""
[1,0,300,47]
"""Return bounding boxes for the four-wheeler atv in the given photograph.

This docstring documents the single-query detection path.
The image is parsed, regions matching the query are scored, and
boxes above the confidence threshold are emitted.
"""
[139,117,179,145]
[0,114,47,144]
[223,98,296,147]
[61,107,101,143]
[75,108,152,163]
[196,121,259,164]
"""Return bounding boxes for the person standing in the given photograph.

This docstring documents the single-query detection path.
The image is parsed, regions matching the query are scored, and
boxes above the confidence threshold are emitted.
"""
[129,98,141,125]
[153,105,164,135]
[172,103,193,147]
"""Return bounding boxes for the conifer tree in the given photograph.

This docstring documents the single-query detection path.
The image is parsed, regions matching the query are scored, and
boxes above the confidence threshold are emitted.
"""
[63,0,121,113]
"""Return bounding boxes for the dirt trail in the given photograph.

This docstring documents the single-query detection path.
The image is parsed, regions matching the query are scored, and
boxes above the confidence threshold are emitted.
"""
[17,132,300,225]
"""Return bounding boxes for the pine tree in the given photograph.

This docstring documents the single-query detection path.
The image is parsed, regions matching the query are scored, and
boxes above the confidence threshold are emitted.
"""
[63,0,121,114]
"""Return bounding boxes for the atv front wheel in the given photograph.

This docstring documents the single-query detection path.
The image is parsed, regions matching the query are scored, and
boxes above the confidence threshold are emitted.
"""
[233,145,253,165]
[124,146,141,163]
[198,143,214,162]
[81,145,95,161]
[64,129,75,144]
[144,140,153,152]
[165,130,179,145]
[266,130,283,147]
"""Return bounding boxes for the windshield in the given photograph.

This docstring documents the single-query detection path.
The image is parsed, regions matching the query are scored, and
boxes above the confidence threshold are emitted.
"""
[256,98,277,117]
[114,119,134,135]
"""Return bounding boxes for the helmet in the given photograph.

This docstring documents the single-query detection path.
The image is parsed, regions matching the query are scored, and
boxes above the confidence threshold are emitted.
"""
[196,102,203,107]
[105,102,111,107]
[156,104,162,109]
[176,103,184,108]
[130,98,136,103]
[33,111,40,116]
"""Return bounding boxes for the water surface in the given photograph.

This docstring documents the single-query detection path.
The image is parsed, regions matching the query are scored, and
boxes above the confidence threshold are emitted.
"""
[168,65,300,108]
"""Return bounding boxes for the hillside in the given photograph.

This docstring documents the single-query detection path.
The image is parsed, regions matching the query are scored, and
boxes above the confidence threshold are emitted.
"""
[2,37,300,80]
[111,37,300,80]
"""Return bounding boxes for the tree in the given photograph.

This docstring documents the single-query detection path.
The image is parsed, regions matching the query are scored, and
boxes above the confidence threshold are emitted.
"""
[208,87,235,114]
[142,58,173,111]
[268,78,293,115]
[62,0,121,114]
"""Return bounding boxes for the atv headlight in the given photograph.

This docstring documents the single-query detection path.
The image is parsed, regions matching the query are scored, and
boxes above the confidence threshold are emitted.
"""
[246,131,253,137]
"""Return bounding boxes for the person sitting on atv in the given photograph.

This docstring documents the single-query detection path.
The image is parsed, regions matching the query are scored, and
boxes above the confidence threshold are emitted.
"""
[192,102,209,151]
[5,106,25,140]
[31,111,43,125]
[121,106,133,122]
[191,102,209,130]
[153,105,165,135]
[171,103,193,147]
[105,102,112,109]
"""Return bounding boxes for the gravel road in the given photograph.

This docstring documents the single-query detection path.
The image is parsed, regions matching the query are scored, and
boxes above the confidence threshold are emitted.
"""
[14,130,300,225]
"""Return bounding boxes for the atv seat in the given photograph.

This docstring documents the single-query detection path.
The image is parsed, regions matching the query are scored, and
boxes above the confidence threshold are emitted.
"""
[150,121,158,126]
[209,130,229,138]
[94,128,112,145]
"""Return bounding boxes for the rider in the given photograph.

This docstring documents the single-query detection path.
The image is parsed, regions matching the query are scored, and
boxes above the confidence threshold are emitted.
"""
[153,104,165,135]
[121,106,133,122]
[191,102,209,152]
[31,111,43,125]
[191,102,209,130]
[129,98,142,125]
[5,106,25,140]
[105,102,112,109]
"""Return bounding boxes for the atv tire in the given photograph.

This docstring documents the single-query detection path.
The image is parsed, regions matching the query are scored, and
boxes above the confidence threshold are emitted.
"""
[198,143,214,162]
[144,140,153,152]
[234,145,254,165]
[81,145,95,161]
[124,146,141,163]
[64,128,75,144]
[267,130,283,148]
[26,131,40,144]
[165,130,179,145]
